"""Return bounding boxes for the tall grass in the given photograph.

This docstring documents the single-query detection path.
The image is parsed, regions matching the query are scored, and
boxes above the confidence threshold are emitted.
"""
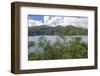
[28,36,88,60]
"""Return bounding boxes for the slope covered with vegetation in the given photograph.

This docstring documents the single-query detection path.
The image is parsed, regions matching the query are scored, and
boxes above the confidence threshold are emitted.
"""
[28,25,88,36]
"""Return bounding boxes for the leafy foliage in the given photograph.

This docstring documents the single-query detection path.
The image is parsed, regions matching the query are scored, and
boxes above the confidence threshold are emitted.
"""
[28,41,35,48]
[28,36,88,60]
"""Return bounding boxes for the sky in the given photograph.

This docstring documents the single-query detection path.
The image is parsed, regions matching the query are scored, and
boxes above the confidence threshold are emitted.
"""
[28,15,88,28]
[28,15,44,21]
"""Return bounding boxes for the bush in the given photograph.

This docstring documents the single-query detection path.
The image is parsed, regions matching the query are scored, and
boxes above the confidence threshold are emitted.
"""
[28,36,88,60]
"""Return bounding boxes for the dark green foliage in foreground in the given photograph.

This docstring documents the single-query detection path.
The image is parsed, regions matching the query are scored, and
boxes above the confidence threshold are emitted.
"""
[28,25,88,36]
[28,36,88,60]
[28,41,35,48]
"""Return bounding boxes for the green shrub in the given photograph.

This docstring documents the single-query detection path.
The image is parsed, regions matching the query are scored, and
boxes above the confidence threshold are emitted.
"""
[28,36,88,60]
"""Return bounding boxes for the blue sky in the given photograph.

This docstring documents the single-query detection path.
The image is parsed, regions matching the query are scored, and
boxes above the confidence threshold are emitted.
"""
[28,15,44,21]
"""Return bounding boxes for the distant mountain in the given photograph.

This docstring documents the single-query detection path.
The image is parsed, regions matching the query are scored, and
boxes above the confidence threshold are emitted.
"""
[28,25,88,36]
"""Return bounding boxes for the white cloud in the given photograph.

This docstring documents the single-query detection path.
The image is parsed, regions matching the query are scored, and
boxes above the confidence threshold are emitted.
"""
[28,16,88,28]
[43,16,64,27]
[28,19,43,27]
[43,16,50,25]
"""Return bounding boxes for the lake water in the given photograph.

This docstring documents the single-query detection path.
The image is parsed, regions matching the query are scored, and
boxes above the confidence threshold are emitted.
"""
[28,35,88,54]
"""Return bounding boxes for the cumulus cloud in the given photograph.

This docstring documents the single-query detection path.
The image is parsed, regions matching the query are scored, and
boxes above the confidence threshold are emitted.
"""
[28,16,88,28]
[28,19,43,27]
[43,16,64,26]
[63,17,88,28]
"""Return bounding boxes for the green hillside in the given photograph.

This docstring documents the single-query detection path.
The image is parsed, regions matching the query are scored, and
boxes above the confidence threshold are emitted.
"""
[28,25,88,36]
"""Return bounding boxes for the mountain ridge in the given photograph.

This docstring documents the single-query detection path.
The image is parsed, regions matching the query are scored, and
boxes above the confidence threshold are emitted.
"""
[28,25,88,36]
